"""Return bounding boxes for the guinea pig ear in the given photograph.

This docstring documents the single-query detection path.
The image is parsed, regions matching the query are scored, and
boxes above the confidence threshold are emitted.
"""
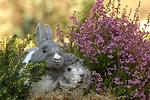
[44,24,54,42]
[36,23,48,46]
[78,58,84,65]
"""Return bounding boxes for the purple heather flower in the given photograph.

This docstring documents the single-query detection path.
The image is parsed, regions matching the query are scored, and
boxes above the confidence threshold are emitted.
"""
[108,71,112,75]
[108,55,113,58]
[113,77,124,85]
[91,71,103,93]
[56,0,150,99]
[126,85,131,88]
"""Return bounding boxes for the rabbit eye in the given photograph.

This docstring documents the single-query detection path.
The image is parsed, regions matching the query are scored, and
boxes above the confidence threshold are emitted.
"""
[42,47,46,53]
[67,68,71,71]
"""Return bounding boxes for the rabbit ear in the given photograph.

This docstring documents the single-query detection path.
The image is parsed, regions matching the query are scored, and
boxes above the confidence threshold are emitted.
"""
[36,23,47,46]
[44,24,53,42]
[36,23,54,46]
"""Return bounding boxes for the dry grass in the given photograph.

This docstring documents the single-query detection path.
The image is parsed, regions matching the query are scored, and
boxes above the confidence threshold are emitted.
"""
[28,90,120,100]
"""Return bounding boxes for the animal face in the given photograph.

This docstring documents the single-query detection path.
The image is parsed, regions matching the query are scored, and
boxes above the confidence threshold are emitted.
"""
[31,41,65,69]
[63,62,86,87]
[41,42,64,69]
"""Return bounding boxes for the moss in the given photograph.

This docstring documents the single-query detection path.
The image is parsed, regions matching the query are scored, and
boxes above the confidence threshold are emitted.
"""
[29,90,119,100]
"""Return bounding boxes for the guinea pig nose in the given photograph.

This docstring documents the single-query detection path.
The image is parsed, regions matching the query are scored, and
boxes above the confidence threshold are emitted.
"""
[80,74,85,77]
[78,81,83,84]
[53,52,61,62]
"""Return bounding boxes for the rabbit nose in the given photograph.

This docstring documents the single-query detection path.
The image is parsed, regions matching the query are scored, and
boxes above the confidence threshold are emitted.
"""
[80,74,85,77]
[53,52,61,62]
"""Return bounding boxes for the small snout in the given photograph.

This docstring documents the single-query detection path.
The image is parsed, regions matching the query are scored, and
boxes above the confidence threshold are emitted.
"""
[79,74,85,77]
[53,52,61,62]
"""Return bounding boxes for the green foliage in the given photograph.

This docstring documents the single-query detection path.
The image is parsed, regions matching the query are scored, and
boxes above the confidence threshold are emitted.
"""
[56,0,150,99]
[0,35,46,100]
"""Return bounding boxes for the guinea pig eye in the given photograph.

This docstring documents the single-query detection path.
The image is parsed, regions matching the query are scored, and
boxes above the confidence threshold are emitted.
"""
[42,47,46,53]
[67,68,71,71]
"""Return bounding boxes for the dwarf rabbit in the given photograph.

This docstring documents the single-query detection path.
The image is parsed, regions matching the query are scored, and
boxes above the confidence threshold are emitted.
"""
[21,23,66,94]
[56,58,91,93]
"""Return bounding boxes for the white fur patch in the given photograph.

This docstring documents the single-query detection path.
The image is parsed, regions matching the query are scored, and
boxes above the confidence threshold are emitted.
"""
[54,52,61,60]
[71,68,84,84]
[72,68,84,75]
[19,49,35,74]
[22,50,35,64]
[79,68,84,74]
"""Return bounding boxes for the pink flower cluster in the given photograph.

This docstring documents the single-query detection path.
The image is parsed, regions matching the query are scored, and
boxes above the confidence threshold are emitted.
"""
[90,71,103,93]
[56,0,150,99]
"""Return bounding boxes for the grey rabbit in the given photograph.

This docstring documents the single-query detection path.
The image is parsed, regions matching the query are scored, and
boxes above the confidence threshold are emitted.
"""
[21,23,66,94]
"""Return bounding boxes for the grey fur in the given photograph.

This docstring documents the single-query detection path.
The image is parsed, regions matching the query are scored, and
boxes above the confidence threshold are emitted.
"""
[63,53,79,66]
[56,59,91,93]
[29,23,65,93]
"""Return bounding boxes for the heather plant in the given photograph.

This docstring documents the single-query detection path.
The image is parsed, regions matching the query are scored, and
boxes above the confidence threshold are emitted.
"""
[0,34,46,100]
[56,0,150,99]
